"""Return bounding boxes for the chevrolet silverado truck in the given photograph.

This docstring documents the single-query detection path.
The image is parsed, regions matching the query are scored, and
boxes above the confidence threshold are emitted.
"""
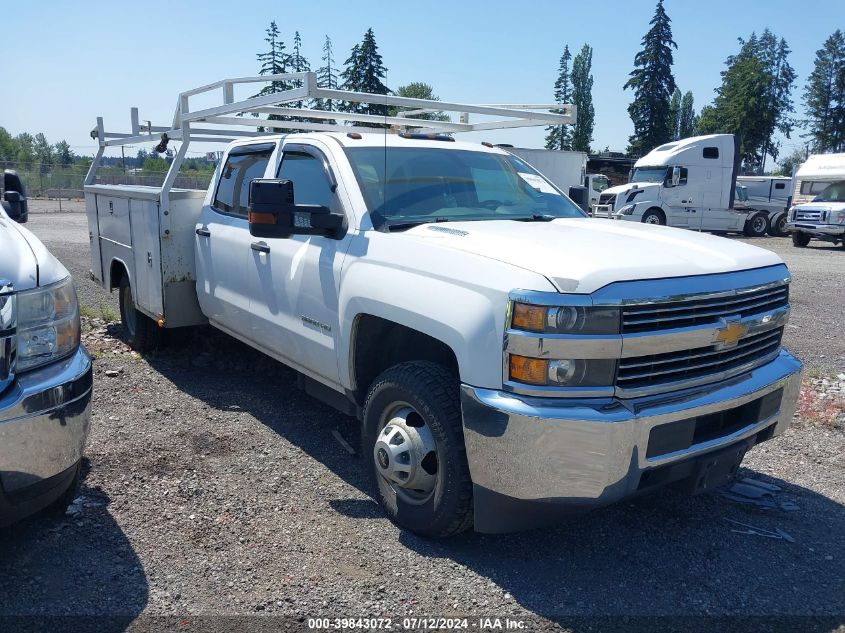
[0,202,92,526]
[83,74,803,535]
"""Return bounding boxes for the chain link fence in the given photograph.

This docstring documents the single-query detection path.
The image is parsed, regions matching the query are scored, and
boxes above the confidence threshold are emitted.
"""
[1,162,214,198]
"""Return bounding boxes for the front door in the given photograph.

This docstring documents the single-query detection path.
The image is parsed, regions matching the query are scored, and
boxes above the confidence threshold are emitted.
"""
[247,142,352,385]
[195,143,276,333]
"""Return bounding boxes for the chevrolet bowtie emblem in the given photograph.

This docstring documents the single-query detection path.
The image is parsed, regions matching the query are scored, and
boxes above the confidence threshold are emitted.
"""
[714,320,748,347]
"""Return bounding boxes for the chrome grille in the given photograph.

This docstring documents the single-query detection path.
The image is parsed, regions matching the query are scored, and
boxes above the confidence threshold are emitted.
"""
[794,209,822,222]
[598,193,616,205]
[622,284,789,334]
[617,327,783,391]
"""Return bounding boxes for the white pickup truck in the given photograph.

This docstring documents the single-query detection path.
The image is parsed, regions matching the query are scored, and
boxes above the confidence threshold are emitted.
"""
[84,75,803,535]
[1,195,92,526]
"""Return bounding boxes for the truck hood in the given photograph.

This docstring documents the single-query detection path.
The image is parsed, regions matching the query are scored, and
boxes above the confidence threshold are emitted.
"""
[794,202,845,212]
[0,213,67,291]
[401,218,783,293]
[602,182,660,200]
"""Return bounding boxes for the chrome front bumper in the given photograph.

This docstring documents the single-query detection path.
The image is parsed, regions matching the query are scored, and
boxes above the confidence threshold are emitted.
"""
[786,222,845,237]
[0,347,93,525]
[461,350,802,532]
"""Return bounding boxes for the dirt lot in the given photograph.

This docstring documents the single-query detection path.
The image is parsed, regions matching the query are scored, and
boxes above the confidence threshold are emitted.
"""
[2,210,845,631]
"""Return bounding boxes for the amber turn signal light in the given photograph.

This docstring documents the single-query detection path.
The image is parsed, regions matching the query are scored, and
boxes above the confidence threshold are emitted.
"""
[248,211,277,225]
[509,355,548,385]
[512,303,547,332]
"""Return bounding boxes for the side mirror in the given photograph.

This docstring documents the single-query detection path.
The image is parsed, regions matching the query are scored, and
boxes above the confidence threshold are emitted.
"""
[3,191,25,221]
[248,179,345,239]
[670,166,681,187]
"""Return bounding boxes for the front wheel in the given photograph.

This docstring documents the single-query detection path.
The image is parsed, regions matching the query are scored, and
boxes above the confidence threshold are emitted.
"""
[363,361,473,538]
[792,231,811,248]
[118,276,161,351]
[743,212,769,237]
[641,208,665,225]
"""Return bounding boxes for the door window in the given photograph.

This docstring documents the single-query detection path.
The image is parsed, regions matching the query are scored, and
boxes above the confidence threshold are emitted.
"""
[277,152,334,208]
[213,148,274,216]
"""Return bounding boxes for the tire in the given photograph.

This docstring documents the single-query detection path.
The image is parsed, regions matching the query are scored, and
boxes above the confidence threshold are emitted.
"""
[641,208,665,225]
[118,276,161,351]
[768,213,788,237]
[792,231,811,248]
[362,361,473,538]
[743,212,769,237]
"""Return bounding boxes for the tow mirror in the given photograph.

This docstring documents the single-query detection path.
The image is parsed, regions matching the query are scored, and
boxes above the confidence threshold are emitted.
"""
[670,166,681,187]
[3,191,25,222]
[248,179,345,239]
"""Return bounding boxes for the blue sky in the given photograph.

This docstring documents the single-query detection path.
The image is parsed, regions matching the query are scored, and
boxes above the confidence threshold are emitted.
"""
[1,0,839,162]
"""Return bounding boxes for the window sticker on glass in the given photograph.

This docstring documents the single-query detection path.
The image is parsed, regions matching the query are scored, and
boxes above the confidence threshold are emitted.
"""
[518,172,557,194]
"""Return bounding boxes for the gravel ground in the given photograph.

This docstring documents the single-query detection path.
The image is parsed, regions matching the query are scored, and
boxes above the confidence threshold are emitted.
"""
[2,211,844,631]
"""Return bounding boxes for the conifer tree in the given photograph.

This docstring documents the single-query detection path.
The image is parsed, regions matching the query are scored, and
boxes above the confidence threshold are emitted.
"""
[340,29,389,118]
[668,88,682,140]
[624,0,677,156]
[804,29,845,153]
[678,91,698,138]
[316,35,339,113]
[544,45,573,151]
[571,44,595,153]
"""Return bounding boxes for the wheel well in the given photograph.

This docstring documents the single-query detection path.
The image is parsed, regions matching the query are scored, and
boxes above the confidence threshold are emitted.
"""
[109,260,128,291]
[645,207,665,221]
[351,314,459,405]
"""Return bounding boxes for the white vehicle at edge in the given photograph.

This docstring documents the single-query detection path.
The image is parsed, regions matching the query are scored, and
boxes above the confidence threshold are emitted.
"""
[786,153,845,249]
[0,202,92,526]
[83,74,802,536]
[594,134,771,237]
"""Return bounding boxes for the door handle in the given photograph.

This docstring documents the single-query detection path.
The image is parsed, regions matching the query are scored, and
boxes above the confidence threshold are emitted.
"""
[251,242,270,254]
[196,227,210,237]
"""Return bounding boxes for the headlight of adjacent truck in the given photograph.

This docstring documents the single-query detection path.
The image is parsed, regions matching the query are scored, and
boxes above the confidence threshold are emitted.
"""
[16,276,80,372]
[832,210,845,224]
[618,204,635,215]
[508,302,619,387]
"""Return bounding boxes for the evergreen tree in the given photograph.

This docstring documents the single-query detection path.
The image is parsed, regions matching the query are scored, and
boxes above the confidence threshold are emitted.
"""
[668,88,682,140]
[54,141,74,166]
[253,21,289,94]
[341,29,389,118]
[624,0,677,156]
[804,29,845,153]
[544,45,573,151]
[697,31,795,172]
[34,133,53,173]
[315,35,339,112]
[571,44,595,153]
[678,91,698,138]
[287,31,311,117]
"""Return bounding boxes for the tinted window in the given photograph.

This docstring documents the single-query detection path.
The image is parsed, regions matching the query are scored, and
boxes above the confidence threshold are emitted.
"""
[775,182,785,189]
[703,147,719,159]
[277,152,334,208]
[213,149,273,216]
[814,180,845,202]
[801,181,832,195]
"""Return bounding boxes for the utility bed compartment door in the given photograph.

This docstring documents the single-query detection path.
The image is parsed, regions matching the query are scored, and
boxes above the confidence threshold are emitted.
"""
[84,193,103,282]
[97,195,131,246]
[129,198,164,318]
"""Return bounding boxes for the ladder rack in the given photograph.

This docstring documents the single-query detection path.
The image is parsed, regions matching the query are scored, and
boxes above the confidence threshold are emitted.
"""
[84,72,576,223]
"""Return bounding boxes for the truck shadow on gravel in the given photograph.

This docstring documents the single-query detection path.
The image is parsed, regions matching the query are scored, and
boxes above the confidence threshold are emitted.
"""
[0,459,148,630]
[143,326,845,625]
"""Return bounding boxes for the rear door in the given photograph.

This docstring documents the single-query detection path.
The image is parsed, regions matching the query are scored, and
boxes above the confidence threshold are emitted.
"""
[195,143,276,334]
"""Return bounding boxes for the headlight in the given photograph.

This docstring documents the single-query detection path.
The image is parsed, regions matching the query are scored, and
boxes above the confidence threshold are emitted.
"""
[16,276,80,372]
[509,355,616,387]
[511,302,620,335]
[618,204,635,215]
[832,210,845,224]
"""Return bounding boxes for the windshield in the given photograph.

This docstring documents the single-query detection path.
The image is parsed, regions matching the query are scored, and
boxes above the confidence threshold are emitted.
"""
[630,166,668,183]
[813,180,845,203]
[345,147,586,228]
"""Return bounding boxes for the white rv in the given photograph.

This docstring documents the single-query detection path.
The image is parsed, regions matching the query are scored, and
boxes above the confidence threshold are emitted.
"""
[786,152,845,249]
[789,152,845,207]
[593,134,770,237]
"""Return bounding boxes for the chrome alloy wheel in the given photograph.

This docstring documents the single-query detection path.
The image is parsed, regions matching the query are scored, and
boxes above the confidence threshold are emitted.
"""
[644,214,662,224]
[373,404,439,505]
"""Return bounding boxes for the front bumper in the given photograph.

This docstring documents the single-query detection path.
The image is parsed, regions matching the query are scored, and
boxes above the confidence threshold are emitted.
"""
[461,350,802,533]
[0,347,93,526]
[786,222,845,238]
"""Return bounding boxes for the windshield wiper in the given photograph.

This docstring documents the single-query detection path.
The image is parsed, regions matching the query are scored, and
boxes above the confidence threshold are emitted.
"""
[382,217,453,232]
[512,213,557,222]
